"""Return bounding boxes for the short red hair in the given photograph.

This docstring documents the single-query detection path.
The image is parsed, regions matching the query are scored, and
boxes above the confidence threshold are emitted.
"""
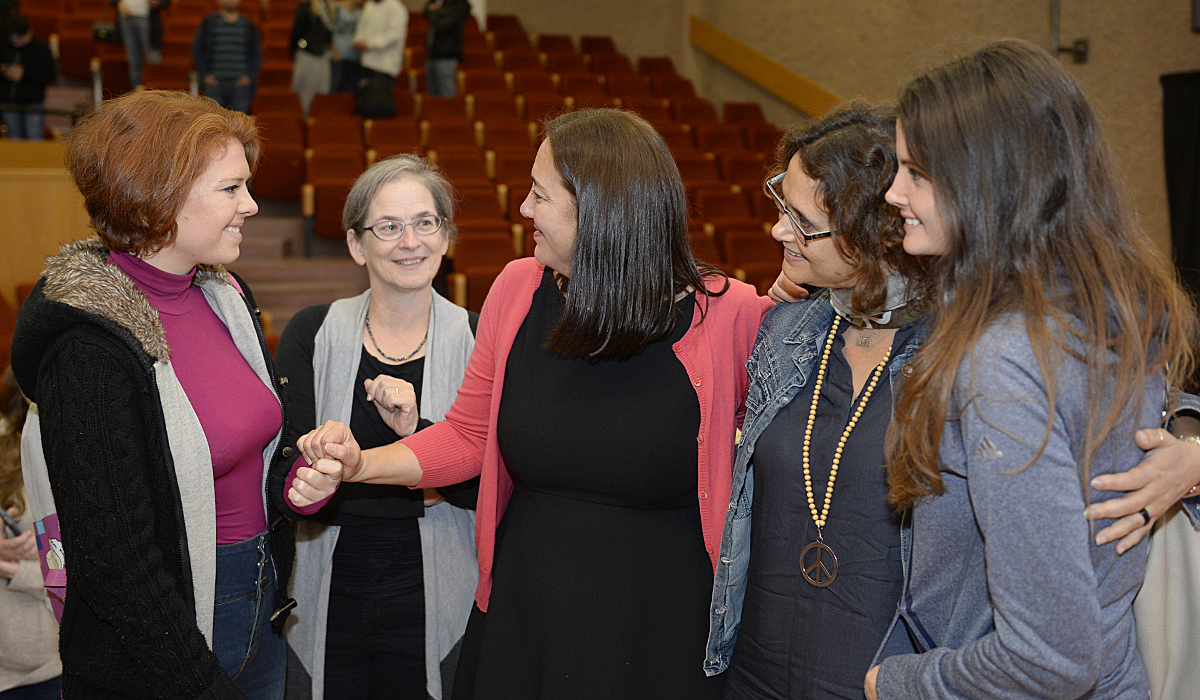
[64,90,261,256]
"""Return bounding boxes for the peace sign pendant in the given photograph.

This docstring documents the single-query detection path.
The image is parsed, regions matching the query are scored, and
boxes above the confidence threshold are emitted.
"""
[800,539,838,587]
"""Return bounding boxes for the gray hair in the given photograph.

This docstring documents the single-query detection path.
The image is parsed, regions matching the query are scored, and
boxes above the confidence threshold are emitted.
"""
[342,154,458,243]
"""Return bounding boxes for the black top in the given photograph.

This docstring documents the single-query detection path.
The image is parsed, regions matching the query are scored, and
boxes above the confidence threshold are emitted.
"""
[273,302,480,519]
[723,325,917,700]
[460,268,724,699]
[0,36,56,104]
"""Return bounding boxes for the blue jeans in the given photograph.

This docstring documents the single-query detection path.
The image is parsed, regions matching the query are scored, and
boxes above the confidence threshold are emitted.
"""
[0,677,62,700]
[213,532,285,700]
[203,80,254,114]
[1,105,44,140]
[118,14,159,87]
[426,58,458,97]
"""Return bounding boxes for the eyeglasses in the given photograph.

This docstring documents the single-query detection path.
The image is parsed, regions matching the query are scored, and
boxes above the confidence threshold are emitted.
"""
[359,216,445,240]
[764,172,833,246]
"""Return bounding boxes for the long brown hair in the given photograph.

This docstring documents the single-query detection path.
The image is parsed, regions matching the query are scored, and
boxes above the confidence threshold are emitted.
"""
[0,367,29,518]
[541,109,725,358]
[888,40,1198,509]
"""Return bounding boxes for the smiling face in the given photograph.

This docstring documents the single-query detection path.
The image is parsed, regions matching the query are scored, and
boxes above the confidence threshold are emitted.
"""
[519,140,578,276]
[886,122,951,256]
[147,138,257,274]
[347,178,449,295]
[770,153,857,290]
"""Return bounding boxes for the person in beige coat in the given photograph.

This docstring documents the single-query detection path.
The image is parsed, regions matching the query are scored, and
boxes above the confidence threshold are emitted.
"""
[0,366,60,699]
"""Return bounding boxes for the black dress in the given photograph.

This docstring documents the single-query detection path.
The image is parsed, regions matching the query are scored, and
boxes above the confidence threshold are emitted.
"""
[458,269,725,699]
[723,326,916,700]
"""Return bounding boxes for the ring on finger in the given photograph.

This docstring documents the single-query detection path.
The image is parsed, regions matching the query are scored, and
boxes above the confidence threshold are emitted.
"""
[1139,507,1151,526]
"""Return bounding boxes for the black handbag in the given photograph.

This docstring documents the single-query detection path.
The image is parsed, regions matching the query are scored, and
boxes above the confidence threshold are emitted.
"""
[93,20,120,43]
[355,70,397,119]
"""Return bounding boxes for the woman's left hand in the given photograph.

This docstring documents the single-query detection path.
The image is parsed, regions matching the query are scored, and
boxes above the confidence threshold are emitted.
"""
[364,375,420,437]
[865,665,880,700]
[1086,427,1200,553]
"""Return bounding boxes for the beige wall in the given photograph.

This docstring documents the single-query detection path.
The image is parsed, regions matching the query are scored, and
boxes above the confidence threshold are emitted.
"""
[695,0,1200,252]
[0,142,91,309]
[484,0,1200,253]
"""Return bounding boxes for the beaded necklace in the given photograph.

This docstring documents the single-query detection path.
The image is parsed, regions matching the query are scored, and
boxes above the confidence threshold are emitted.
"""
[365,310,427,363]
[799,315,892,587]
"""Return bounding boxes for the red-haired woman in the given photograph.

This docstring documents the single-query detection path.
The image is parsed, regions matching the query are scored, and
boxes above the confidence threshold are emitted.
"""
[10,90,299,700]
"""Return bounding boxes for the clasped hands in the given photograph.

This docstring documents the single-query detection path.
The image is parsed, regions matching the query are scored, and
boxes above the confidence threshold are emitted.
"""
[287,375,419,508]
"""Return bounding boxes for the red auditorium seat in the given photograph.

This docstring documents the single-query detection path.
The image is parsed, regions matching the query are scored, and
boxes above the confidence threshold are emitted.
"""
[723,102,767,125]
[559,74,605,98]
[480,121,535,151]
[637,56,677,75]
[309,92,358,116]
[460,48,500,71]
[747,123,785,153]
[487,147,536,187]
[672,98,721,126]
[545,53,589,75]
[651,75,696,100]
[454,185,507,222]
[605,73,652,98]
[470,91,522,122]
[308,115,366,150]
[306,149,367,239]
[689,231,724,265]
[499,51,542,73]
[592,54,633,75]
[423,120,480,150]
[491,32,535,55]
[252,88,304,116]
[518,92,568,123]
[253,113,306,200]
[428,148,490,186]
[507,70,556,96]
[619,97,672,123]
[461,69,508,95]
[580,36,617,55]
[536,34,575,54]
[142,60,192,91]
[485,14,524,34]
[368,117,422,156]
[695,124,748,153]
[719,152,769,188]
[419,95,469,121]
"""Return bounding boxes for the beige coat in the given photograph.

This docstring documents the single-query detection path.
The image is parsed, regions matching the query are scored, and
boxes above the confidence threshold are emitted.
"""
[0,506,61,692]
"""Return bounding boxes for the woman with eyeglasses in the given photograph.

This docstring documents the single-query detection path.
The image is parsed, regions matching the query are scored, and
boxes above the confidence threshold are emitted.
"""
[286,109,774,699]
[274,155,480,700]
[710,100,1200,700]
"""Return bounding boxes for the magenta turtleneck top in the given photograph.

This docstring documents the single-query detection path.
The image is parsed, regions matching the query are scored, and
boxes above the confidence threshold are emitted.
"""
[111,251,281,544]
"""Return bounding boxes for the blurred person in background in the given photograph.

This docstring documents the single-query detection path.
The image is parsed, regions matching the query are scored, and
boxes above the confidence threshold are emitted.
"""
[290,0,335,116]
[0,367,61,700]
[0,15,55,140]
[423,0,469,97]
[192,0,262,114]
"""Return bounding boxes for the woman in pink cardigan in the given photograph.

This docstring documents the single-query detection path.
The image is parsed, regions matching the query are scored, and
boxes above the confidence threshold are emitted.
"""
[291,109,773,699]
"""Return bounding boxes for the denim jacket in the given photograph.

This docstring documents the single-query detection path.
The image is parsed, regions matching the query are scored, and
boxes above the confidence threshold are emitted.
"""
[703,291,925,675]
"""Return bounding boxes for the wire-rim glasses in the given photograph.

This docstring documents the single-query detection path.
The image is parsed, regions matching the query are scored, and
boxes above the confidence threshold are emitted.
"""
[764,172,833,246]
[359,216,446,241]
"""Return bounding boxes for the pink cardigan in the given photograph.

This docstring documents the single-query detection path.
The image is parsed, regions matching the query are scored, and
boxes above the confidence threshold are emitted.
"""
[405,257,773,611]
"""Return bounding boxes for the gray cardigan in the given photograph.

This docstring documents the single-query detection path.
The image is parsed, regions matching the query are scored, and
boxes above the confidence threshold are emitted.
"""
[876,315,1160,699]
[285,289,478,700]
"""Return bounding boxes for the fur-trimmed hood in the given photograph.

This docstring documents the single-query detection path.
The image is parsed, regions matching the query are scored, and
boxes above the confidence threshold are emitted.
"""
[10,238,232,402]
